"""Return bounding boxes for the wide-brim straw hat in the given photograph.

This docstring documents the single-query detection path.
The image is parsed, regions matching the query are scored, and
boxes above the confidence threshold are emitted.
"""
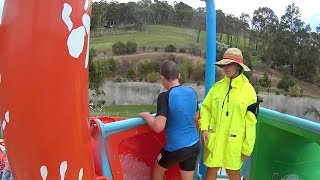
[215,48,250,71]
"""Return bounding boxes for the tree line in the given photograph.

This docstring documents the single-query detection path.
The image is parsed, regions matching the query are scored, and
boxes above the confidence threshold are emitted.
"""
[91,0,320,85]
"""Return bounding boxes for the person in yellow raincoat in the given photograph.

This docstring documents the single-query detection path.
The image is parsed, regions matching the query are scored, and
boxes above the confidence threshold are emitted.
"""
[199,48,257,180]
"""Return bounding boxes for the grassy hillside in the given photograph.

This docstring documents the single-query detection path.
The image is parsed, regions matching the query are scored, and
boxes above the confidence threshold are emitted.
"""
[89,25,319,98]
[90,25,251,52]
[218,33,250,49]
[90,25,207,51]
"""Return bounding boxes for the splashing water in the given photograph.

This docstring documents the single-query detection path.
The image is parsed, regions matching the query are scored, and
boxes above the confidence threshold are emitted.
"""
[120,154,151,180]
[281,174,299,180]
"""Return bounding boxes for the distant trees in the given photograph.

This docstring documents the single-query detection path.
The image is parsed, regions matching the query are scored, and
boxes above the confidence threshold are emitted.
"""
[251,7,278,51]
[260,3,320,83]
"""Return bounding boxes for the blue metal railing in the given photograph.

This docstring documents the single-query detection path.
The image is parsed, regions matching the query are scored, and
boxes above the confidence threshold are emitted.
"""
[259,107,320,136]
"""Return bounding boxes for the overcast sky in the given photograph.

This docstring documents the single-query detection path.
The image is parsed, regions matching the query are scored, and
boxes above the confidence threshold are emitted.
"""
[101,0,319,31]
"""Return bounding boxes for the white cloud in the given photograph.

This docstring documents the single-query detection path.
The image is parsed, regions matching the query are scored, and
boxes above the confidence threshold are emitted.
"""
[102,0,320,29]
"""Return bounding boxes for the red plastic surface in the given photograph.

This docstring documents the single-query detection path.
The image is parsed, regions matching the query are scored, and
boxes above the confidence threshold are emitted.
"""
[91,118,181,179]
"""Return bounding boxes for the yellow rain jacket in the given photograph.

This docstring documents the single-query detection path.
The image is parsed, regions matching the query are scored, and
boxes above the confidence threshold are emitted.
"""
[199,73,257,170]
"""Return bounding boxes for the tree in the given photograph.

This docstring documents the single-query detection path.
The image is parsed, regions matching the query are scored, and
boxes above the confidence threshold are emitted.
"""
[150,1,173,25]
[173,2,194,27]
[316,25,320,33]
[224,14,239,46]
[91,1,109,29]
[280,3,304,32]
[293,44,318,81]
[216,10,225,41]
[192,8,206,43]
[251,7,278,51]
[136,6,152,29]
[280,3,304,75]
[239,13,250,47]
[138,0,152,7]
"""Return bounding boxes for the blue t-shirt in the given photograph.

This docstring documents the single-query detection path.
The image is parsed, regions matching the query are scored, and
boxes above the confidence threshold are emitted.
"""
[156,85,199,152]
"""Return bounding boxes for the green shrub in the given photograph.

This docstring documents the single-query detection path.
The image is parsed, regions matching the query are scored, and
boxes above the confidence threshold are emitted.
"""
[125,41,137,54]
[244,71,253,80]
[277,77,295,91]
[258,74,271,87]
[114,76,127,83]
[179,73,186,84]
[138,60,161,79]
[112,41,126,55]
[180,60,193,82]
[216,42,229,60]
[127,67,136,80]
[242,49,253,71]
[146,72,159,83]
[92,60,108,85]
[106,57,117,77]
[189,44,201,56]
[165,44,176,52]
[191,61,205,82]
[167,54,177,62]
[288,86,300,97]
[313,76,320,87]
[89,48,97,90]
[179,48,186,53]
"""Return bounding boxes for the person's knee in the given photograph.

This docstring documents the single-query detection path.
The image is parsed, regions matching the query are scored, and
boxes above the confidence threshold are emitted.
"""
[154,161,167,173]
[180,169,194,180]
[207,167,219,174]
[226,169,240,176]
[153,162,167,180]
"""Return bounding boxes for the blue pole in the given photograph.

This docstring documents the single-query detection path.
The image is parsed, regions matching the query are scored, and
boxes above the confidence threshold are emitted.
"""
[204,0,216,95]
[199,0,216,178]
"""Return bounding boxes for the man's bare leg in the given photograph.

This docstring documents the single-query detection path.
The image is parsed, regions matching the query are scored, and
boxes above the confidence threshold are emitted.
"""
[226,169,241,180]
[206,167,220,180]
[153,162,167,180]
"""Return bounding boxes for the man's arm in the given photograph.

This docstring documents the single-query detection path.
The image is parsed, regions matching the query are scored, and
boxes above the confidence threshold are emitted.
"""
[139,112,166,133]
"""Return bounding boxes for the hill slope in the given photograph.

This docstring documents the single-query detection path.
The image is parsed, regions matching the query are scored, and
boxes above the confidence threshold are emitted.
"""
[90,25,319,98]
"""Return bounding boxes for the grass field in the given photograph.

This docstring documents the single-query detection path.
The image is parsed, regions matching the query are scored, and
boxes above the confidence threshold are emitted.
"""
[90,25,251,52]
[90,25,205,51]
[90,105,156,118]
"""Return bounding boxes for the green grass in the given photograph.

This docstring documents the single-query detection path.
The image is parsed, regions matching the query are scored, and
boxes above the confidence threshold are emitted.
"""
[90,105,156,118]
[218,33,250,50]
[90,25,254,52]
[90,25,206,51]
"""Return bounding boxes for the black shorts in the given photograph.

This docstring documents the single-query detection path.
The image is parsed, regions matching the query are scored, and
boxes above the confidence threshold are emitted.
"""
[157,141,200,171]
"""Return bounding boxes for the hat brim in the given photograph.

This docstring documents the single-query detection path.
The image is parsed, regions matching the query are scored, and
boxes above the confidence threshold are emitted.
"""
[215,59,250,71]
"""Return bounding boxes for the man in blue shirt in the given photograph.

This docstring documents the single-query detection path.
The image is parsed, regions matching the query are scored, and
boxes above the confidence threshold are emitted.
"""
[140,60,200,180]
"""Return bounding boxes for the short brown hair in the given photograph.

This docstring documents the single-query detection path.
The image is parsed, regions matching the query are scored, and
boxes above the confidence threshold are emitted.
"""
[160,60,179,81]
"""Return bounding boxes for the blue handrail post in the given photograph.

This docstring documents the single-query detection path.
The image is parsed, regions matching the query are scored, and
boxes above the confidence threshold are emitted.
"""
[204,0,216,94]
[199,0,217,178]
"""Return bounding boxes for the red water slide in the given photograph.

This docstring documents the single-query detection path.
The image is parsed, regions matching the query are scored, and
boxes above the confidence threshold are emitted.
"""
[0,0,96,179]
